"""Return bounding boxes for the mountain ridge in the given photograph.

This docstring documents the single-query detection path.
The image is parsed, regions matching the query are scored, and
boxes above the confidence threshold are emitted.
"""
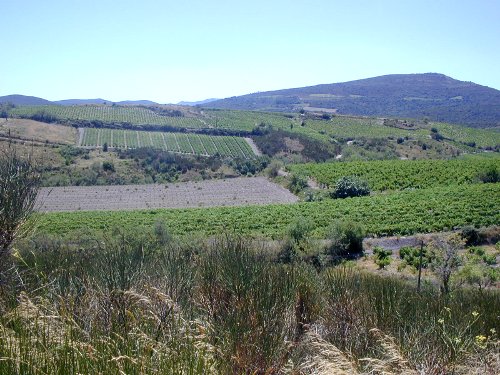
[206,73,500,128]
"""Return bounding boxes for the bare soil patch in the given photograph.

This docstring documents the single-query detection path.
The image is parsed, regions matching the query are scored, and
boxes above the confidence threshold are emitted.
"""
[36,177,298,212]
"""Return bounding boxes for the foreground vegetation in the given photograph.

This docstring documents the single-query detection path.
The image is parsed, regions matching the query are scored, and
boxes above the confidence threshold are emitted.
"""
[36,183,500,238]
[0,232,498,374]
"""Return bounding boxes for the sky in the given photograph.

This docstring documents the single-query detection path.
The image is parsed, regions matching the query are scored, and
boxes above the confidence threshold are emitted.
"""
[1,0,499,103]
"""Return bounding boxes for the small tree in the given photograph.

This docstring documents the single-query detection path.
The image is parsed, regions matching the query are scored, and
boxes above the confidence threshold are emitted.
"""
[0,146,40,264]
[429,235,462,294]
[331,176,370,199]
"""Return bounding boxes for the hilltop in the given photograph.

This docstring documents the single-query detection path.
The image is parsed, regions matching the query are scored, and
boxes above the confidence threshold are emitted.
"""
[207,73,500,128]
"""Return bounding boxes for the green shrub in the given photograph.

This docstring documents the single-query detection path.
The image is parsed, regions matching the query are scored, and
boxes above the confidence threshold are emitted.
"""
[330,176,370,199]
[325,220,365,261]
[461,226,482,246]
[288,174,308,194]
[399,246,432,269]
[476,165,499,183]
[373,246,392,269]
[102,161,115,172]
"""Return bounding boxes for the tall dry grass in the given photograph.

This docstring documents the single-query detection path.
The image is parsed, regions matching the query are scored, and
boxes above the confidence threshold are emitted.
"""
[0,230,498,374]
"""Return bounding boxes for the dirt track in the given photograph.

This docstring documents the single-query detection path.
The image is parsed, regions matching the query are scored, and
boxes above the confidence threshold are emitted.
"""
[36,177,298,212]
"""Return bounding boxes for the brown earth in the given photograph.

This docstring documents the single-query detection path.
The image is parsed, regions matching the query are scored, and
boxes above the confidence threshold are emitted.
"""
[36,177,299,212]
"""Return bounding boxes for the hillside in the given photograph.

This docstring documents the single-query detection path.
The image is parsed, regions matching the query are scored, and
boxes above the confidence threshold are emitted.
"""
[207,73,500,128]
[0,94,53,106]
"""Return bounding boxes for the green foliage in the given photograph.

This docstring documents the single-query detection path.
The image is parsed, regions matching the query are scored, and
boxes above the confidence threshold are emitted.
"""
[331,175,370,199]
[325,220,365,261]
[373,246,392,269]
[476,164,500,183]
[36,183,500,239]
[461,226,482,246]
[287,216,314,244]
[230,156,269,175]
[0,146,40,261]
[399,246,432,269]
[288,174,308,194]
[1,232,499,373]
[81,128,256,158]
[102,160,115,172]
[289,157,500,192]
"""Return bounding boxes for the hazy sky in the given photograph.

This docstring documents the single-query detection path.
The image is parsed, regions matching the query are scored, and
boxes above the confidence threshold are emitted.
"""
[1,0,499,103]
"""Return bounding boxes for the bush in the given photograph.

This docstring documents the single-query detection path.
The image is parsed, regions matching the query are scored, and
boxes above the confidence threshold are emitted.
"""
[288,174,308,194]
[476,165,499,183]
[399,246,432,269]
[461,226,482,246]
[330,176,370,199]
[102,161,115,172]
[325,220,365,261]
[373,246,392,269]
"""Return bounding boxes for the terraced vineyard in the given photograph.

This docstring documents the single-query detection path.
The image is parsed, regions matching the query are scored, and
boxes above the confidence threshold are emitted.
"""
[288,156,500,191]
[80,128,256,158]
[10,105,207,129]
[36,183,500,238]
[7,105,500,149]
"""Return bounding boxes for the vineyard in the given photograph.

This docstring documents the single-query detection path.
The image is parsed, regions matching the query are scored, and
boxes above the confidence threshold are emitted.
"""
[10,105,207,129]
[288,156,500,191]
[36,183,500,238]
[79,128,256,158]
[6,105,500,149]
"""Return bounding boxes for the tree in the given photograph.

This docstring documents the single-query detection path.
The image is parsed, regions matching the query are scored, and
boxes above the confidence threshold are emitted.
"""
[0,145,40,264]
[429,235,462,294]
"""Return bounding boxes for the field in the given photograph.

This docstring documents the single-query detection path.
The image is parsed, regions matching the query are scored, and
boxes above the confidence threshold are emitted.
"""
[36,177,298,212]
[10,105,207,128]
[0,118,77,144]
[79,128,256,158]
[288,156,500,190]
[7,105,499,150]
[35,183,500,238]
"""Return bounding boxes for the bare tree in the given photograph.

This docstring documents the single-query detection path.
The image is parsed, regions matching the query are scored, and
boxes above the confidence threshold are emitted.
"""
[0,144,40,263]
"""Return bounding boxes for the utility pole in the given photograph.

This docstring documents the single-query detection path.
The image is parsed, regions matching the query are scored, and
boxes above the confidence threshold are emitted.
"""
[417,240,424,293]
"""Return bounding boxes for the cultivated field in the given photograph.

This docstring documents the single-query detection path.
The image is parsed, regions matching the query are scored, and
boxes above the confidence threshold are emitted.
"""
[36,177,298,212]
[36,183,500,237]
[79,128,256,157]
[289,156,500,190]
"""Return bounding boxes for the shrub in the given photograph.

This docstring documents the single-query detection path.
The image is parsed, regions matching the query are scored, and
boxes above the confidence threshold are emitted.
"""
[287,216,314,244]
[102,161,115,172]
[325,220,365,261]
[330,176,370,199]
[288,174,308,194]
[476,165,499,183]
[373,246,392,269]
[399,245,432,269]
[461,226,482,246]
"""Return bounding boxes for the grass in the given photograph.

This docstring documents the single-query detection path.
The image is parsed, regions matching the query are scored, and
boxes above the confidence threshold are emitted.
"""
[0,118,77,145]
[1,231,498,374]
